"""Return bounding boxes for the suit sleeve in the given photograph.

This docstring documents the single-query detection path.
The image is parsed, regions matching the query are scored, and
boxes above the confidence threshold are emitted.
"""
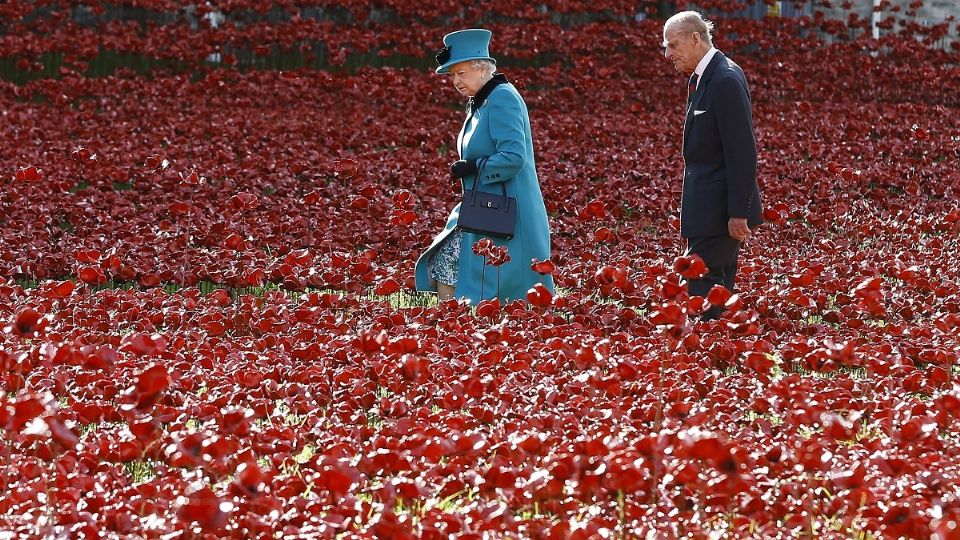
[714,74,758,219]
[478,87,526,186]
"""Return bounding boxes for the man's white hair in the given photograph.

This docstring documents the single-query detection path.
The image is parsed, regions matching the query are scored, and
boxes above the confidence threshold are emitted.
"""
[664,11,715,46]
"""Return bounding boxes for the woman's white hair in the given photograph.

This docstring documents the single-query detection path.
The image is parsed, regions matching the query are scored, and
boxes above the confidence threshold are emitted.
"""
[472,59,497,76]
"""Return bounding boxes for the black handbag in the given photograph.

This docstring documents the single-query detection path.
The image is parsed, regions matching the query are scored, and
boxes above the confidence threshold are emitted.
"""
[457,158,517,239]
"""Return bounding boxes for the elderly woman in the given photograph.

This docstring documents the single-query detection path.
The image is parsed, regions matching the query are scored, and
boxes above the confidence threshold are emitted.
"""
[415,29,554,305]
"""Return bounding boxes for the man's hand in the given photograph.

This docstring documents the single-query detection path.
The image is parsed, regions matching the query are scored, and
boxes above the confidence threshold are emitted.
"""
[728,217,750,241]
[450,160,478,179]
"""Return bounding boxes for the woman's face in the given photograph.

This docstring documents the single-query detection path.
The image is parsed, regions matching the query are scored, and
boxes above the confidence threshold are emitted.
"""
[449,61,486,97]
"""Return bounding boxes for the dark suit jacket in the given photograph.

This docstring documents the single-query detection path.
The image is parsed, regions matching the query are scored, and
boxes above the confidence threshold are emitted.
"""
[681,51,763,238]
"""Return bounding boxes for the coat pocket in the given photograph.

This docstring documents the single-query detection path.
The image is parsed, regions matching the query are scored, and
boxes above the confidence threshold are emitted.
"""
[682,180,728,233]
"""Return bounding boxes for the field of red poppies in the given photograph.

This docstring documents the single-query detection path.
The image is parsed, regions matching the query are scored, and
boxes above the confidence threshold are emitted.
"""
[1,0,959,537]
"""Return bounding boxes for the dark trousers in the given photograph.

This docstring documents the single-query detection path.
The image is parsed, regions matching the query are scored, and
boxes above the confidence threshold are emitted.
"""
[685,235,741,320]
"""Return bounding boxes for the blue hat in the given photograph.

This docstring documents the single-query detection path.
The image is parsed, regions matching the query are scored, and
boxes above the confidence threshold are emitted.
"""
[435,29,496,74]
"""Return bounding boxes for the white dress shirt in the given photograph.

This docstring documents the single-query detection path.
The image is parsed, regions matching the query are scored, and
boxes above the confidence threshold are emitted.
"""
[693,47,719,89]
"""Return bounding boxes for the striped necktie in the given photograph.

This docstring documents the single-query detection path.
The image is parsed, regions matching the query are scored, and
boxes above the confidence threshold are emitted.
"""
[687,73,699,103]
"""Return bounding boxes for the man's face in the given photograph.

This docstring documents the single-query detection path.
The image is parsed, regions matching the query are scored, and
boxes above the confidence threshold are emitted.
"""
[662,27,702,75]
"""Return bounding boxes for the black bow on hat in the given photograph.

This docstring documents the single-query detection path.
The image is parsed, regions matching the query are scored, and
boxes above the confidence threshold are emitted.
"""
[435,46,451,66]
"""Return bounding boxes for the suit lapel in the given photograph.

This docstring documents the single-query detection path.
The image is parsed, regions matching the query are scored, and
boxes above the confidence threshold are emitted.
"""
[683,51,726,152]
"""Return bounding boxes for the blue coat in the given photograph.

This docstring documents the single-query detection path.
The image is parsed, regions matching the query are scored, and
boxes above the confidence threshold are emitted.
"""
[415,81,554,304]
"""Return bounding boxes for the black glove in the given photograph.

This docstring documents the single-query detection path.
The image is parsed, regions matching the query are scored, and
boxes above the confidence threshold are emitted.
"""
[450,159,479,179]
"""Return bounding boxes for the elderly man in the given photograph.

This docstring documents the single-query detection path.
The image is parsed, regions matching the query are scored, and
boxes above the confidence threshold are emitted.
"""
[663,11,763,320]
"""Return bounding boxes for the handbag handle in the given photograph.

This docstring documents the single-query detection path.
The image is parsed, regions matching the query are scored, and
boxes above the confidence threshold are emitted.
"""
[466,157,510,213]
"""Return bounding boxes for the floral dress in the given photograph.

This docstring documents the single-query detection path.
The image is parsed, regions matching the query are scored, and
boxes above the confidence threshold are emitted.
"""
[428,231,462,286]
